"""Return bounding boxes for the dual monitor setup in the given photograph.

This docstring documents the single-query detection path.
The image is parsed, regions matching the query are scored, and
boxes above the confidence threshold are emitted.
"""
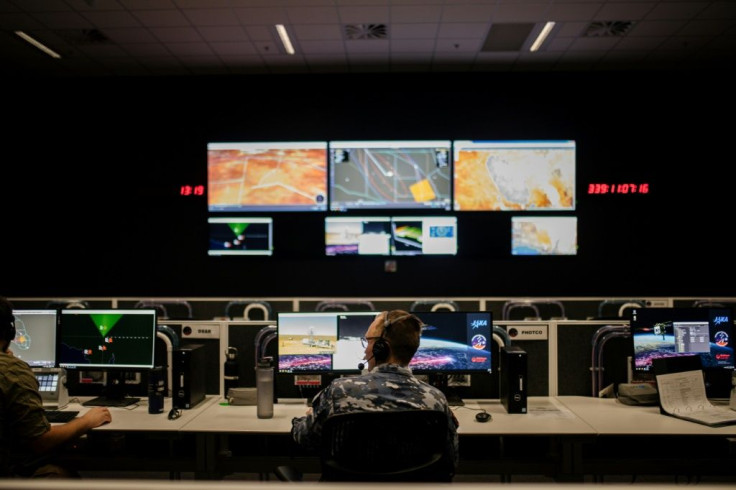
[207,140,578,257]
[11,308,158,407]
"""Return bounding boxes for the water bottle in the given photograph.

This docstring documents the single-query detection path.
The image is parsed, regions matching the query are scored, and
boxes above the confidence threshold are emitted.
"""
[224,347,240,397]
[256,357,274,419]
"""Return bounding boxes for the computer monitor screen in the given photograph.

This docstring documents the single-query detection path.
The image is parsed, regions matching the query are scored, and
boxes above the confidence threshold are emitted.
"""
[391,216,457,256]
[453,140,576,211]
[325,217,392,256]
[277,311,377,374]
[511,216,577,255]
[329,140,452,211]
[207,141,328,212]
[57,309,158,370]
[409,311,492,374]
[11,309,58,368]
[208,217,273,256]
[630,307,734,375]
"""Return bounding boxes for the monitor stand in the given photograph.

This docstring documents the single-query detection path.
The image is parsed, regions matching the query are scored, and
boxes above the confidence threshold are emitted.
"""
[428,374,465,407]
[81,371,141,408]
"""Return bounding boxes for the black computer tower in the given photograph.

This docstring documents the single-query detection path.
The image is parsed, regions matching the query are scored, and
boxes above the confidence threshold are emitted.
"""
[500,345,527,414]
[172,344,207,409]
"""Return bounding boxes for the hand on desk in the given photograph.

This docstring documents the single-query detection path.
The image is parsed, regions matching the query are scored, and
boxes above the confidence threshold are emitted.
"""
[82,406,112,428]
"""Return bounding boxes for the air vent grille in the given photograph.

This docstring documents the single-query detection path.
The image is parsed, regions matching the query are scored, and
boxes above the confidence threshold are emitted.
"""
[344,24,388,40]
[584,21,635,37]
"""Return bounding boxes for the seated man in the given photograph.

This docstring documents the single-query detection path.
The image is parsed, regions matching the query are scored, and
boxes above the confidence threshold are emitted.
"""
[291,309,459,469]
[0,297,112,478]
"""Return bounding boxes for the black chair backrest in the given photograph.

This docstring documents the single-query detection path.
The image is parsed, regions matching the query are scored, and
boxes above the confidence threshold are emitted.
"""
[319,409,454,482]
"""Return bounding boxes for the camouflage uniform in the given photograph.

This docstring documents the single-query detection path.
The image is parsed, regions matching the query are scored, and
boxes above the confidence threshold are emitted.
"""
[0,352,51,476]
[291,363,459,466]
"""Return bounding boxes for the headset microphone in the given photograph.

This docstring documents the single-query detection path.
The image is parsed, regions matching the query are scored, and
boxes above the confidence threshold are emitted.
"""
[358,355,374,371]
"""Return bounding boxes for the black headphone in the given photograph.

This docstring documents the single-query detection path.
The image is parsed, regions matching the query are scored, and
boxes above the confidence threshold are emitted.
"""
[372,311,417,363]
[0,299,16,344]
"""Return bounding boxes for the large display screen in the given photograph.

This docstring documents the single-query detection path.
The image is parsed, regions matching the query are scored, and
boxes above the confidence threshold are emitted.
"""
[329,140,452,211]
[630,307,734,374]
[453,140,576,211]
[11,309,58,368]
[57,309,158,370]
[391,216,457,256]
[208,217,273,256]
[511,216,577,255]
[207,141,328,212]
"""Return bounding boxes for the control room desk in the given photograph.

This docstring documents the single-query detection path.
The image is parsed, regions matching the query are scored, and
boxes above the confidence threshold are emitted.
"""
[556,396,736,479]
[183,397,597,480]
[55,396,219,476]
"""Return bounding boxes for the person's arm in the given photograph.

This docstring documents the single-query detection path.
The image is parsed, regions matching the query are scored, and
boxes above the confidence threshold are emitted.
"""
[28,407,111,455]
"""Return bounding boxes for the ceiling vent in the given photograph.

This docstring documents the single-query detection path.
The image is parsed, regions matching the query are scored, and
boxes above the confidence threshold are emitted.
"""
[55,29,111,45]
[584,21,635,37]
[344,24,388,40]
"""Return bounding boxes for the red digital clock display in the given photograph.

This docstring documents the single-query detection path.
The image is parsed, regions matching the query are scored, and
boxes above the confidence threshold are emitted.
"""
[587,183,649,195]
[180,185,205,196]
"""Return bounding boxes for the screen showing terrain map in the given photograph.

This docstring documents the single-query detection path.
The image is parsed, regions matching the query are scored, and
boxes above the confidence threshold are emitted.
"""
[329,140,452,211]
[11,309,58,368]
[453,140,575,211]
[511,216,577,256]
[207,141,328,212]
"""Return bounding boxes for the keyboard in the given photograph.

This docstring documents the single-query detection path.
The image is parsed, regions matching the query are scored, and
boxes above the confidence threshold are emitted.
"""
[82,396,140,408]
[44,410,79,423]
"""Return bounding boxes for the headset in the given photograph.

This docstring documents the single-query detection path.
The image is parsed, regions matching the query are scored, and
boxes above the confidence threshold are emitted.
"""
[0,299,16,346]
[372,311,417,363]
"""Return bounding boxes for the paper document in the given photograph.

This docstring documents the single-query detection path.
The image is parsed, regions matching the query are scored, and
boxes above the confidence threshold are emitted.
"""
[656,370,736,427]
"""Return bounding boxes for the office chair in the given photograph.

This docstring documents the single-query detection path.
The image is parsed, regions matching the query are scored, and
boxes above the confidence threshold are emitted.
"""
[275,409,454,482]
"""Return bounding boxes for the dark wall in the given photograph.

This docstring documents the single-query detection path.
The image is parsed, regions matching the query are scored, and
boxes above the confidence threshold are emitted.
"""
[4,71,733,298]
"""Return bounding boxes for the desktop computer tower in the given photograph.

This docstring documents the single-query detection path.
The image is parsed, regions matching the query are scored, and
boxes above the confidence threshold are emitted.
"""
[500,345,527,414]
[172,344,206,409]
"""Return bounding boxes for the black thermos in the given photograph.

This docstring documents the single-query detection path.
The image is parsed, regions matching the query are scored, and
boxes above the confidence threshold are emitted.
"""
[224,347,240,397]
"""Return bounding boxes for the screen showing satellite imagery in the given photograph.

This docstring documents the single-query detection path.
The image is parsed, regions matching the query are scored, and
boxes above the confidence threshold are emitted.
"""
[453,140,575,211]
[329,140,452,211]
[207,141,328,212]
[208,217,273,256]
[511,216,577,256]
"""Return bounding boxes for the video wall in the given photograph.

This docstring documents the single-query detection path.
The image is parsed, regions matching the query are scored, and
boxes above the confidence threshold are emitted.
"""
[206,140,577,257]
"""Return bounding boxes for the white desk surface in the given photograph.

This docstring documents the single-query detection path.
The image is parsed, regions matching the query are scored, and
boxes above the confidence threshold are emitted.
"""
[63,395,219,432]
[182,396,596,437]
[455,398,595,436]
[556,396,736,436]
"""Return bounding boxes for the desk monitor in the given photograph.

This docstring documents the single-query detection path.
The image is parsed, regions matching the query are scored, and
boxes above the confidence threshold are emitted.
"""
[11,309,58,368]
[329,140,452,212]
[277,311,377,374]
[453,140,576,211]
[630,307,734,398]
[58,308,158,407]
[207,141,328,212]
[208,217,273,256]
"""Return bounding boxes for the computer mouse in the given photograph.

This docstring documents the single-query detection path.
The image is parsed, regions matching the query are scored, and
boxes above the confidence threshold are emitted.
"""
[475,411,491,423]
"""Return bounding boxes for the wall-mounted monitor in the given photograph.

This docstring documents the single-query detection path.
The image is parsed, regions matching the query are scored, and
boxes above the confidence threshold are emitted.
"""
[329,140,452,211]
[207,141,328,212]
[453,140,576,211]
[57,309,158,370]
[208,217,273,256]
[276,311,377,374]
[11,309,58,368]
[391,216,457,256]
[511,216,577,255]
[325,217,392,256]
